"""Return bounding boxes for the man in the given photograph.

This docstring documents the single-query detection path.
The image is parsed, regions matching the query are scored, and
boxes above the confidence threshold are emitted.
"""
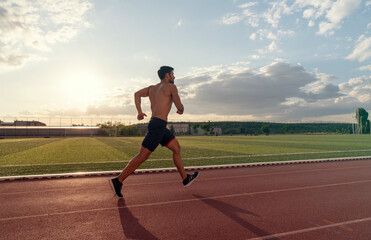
[109,66,199,198]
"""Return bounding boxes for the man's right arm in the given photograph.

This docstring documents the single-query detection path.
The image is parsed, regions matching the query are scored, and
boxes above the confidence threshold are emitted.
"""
[134,87,150,120]
[171,85,184,114]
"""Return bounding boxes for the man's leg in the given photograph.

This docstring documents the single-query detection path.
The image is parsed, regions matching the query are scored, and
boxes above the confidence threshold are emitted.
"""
[166,138,187,180]
[118,146,152,183]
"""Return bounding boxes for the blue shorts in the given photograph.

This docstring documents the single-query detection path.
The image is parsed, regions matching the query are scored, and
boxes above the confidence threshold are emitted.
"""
[142,117,175,152]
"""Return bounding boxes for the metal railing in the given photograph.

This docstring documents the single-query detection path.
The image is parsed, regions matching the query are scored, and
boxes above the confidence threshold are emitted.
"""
[0,117,139,137]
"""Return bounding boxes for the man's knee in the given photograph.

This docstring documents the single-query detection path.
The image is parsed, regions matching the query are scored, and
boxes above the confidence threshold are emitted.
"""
[134,146,151,162]
[172,144,181,154]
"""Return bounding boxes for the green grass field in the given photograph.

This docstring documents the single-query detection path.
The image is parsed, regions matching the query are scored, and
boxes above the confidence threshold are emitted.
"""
[1,135,371,177]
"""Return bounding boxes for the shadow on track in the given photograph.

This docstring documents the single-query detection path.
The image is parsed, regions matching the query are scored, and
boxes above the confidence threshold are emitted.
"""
[193,194,278,239]
[117,199,159,240]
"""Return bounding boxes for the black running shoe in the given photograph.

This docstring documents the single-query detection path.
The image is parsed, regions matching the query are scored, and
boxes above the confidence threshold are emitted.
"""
[183,171,199,187]
[109,178,123,198]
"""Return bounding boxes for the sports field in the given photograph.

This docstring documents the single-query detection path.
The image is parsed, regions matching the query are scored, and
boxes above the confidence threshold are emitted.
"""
[1,135,371,177]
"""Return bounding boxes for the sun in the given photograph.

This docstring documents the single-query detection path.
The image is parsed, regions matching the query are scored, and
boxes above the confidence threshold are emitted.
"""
[61,71,104,107]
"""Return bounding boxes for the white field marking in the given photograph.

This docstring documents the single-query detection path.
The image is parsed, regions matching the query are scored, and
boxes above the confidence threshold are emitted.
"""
[2,149,371,167]
[247,217,371,240]
[118,140,132,144]
[1,179,371,222]
[2,164,371,196]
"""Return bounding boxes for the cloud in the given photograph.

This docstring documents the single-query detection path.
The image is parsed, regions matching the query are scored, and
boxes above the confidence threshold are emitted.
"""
[339,75,371,103]
[173,61,370,121]
[238,2,258,9]
[346,35,371,62]
[224,0,362,38]
[263,0,293,28]
[181,62,329,117]
[299,84,344,102]
[0,0,93,71]
[34,61,370,122]
[258,41,282,54]
[0,46,37,71]
[221,13,242,25]
[317,0,362,35]
[359,65,371,71]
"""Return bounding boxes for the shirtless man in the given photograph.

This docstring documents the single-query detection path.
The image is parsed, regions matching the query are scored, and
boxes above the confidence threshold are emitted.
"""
[109,66,199,198]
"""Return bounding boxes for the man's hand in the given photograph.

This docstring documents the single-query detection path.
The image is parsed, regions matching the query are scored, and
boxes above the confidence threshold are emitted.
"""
[137,112,147,120]
[176,110,183,115]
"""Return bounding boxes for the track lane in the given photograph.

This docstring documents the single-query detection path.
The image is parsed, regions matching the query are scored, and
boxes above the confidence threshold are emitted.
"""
[1,160,371,239]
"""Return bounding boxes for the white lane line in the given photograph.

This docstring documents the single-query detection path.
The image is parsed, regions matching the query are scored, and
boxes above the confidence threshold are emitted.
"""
[2,165,371,195]
[247,217,371,240]
[2,149,371,167]
[1,179,371,222]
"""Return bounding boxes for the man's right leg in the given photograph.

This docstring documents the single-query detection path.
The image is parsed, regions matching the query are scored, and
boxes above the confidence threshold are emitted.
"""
[166,138,199,187]
[118,146,152,182]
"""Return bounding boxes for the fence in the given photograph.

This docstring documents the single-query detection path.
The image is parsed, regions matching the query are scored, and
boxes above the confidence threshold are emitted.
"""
[0,117,139,137]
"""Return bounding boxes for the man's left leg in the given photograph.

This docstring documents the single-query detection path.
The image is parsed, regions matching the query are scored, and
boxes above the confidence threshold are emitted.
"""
[109,146,152,198]
[118,146,152,182]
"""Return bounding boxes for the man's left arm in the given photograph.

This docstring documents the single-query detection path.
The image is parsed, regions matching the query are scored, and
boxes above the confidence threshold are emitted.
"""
[171,85,184,114]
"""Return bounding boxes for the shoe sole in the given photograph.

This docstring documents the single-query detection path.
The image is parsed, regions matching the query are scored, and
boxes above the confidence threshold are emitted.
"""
[108,179,123,199]
[183,172,199,188]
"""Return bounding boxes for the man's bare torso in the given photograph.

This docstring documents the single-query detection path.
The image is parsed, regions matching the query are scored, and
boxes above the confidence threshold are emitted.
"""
[148,82,174,121]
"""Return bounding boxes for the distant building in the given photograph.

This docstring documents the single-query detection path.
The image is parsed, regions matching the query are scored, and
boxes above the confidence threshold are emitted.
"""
[167,123,189,135]
[0,120,46,126]
[167,123,222,136]
[193,127,222,136]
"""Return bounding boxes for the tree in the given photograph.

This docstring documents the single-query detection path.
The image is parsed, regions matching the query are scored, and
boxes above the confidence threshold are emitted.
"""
[261,124,270,135]
[238,124,246,134]
[356,108,370,134]
[119,125,141,136]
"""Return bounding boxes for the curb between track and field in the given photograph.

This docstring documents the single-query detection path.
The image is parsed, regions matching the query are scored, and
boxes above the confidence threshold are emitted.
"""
[0,156,370,182]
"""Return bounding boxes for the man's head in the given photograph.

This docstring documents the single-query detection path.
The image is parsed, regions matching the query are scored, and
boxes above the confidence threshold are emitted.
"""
[158,66,175,83]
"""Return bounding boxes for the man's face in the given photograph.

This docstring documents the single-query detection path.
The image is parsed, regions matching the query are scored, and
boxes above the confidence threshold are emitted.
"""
[168,71,175,84]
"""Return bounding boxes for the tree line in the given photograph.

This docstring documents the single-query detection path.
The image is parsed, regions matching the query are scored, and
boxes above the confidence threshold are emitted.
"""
[97,108,370,136]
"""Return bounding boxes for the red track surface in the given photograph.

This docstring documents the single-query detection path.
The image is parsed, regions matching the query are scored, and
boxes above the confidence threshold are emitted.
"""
[1,160,371,240]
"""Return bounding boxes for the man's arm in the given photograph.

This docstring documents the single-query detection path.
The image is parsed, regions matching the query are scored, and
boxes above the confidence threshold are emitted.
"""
[171,85,184,114]
[134,87,150,120]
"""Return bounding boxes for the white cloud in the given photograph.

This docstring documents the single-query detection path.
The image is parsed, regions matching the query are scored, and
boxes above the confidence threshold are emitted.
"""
[221,13,242,25]
[359,65,371,71]
[258,41,281,54]
[263,0,293,28]
[249,54,260,59]
[250,33,257,40]
[238,2,258,9]
[0,0,93,71]
[346,35,371,62]
[302,8,315,19]
[338,76,371,103]
[365,1,371,7]
[317,0,362,35]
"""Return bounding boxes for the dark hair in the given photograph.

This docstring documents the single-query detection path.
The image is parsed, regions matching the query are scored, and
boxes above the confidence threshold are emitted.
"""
[157,66,174,80]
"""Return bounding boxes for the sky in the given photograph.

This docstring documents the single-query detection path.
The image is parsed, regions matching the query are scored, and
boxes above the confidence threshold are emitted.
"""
[0,0,370,123]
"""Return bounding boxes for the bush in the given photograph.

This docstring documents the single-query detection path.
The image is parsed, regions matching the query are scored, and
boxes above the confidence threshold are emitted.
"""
[119,125,141,136]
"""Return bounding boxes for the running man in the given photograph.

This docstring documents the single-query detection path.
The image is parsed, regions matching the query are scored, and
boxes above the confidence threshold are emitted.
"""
[109,66,199,198]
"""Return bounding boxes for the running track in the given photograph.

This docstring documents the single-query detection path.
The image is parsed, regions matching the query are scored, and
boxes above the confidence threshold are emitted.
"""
[1,160,371,240]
